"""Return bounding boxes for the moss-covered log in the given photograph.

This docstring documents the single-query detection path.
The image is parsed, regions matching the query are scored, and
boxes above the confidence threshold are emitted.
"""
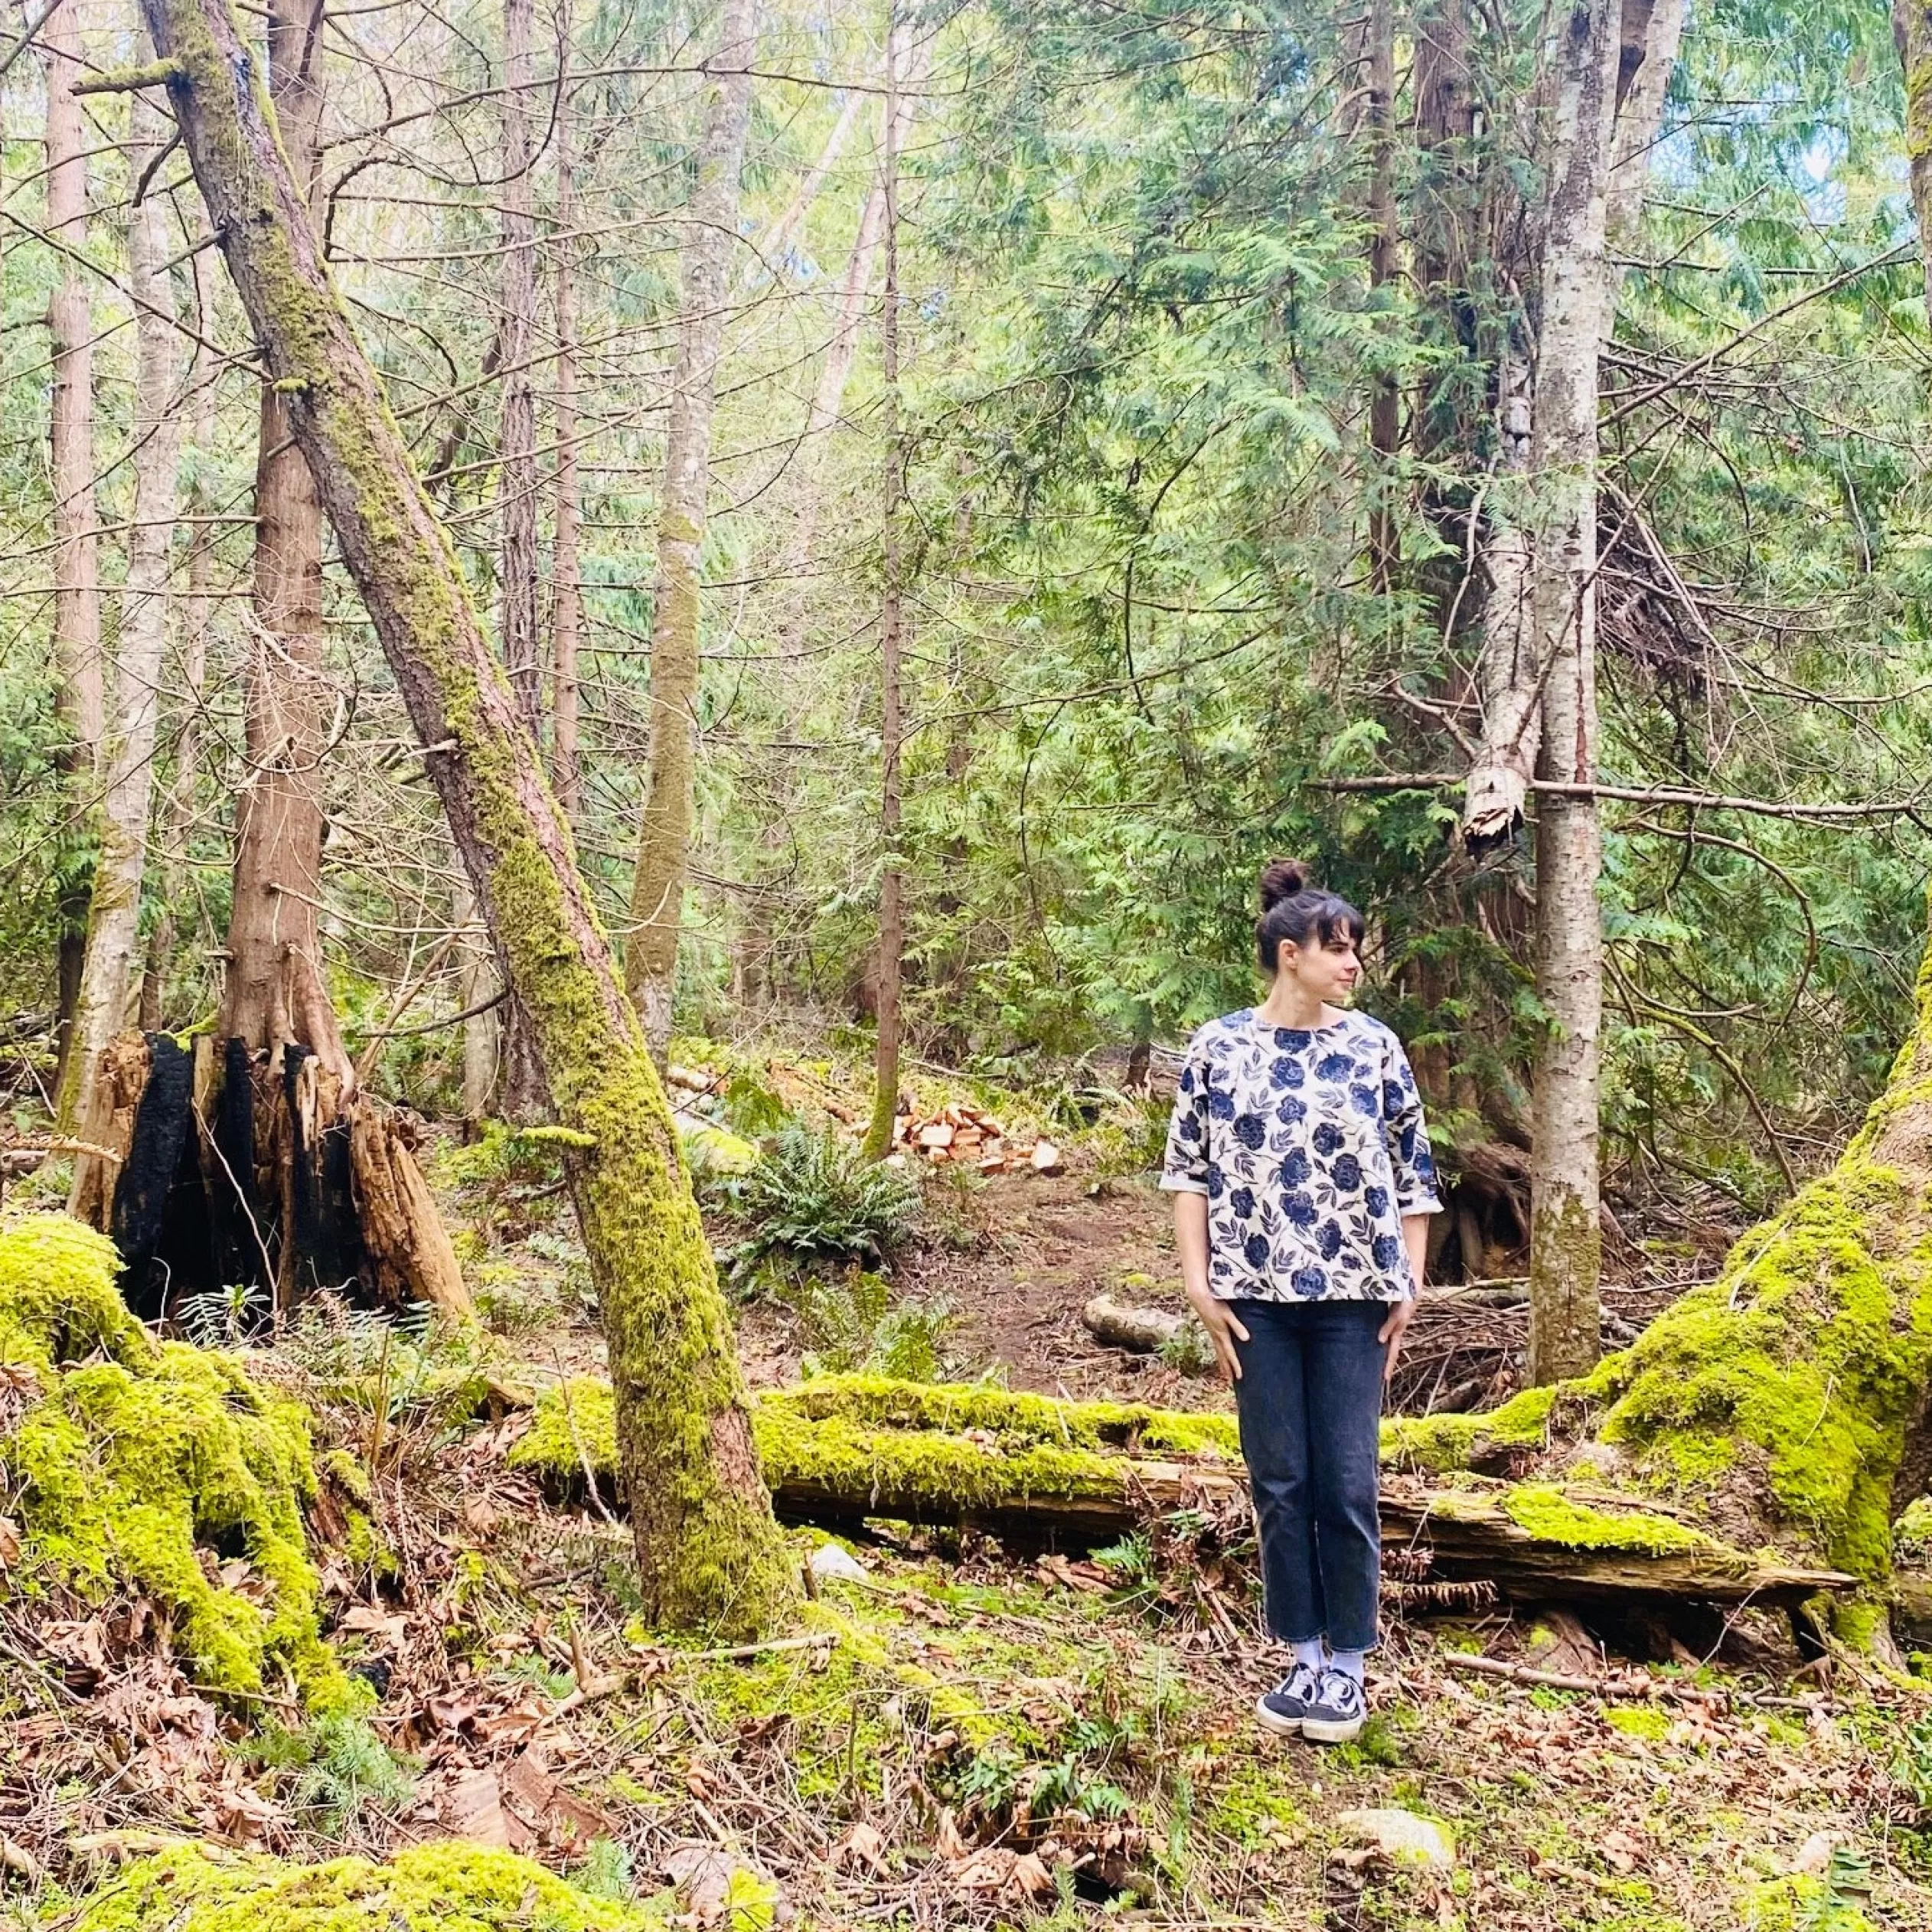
[1388,936,1932,1653]
[134,0,789,1631]
[508,1374,1850,1607]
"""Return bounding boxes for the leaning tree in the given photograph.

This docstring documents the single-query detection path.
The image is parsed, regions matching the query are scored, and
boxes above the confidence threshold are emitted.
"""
[119,0,793,1633]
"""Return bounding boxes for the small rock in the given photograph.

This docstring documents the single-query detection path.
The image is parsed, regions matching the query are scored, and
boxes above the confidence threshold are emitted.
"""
[808,1542,872,1586]
[1335,1808,1456,1869]
[1030,1139,1064,1174]
[1793,1831,1835,1875]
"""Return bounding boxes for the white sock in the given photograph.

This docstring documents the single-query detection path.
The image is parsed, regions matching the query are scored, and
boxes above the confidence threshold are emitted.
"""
[1328,1647,1367,1686]
[1292,1638,1325,1673]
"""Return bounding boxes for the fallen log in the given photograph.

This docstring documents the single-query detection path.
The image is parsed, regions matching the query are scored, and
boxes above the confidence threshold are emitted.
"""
[1080,1294,1187,1353]
[506,1374,1854,1611]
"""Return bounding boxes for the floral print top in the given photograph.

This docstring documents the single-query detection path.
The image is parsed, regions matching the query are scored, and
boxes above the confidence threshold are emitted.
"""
[1159,1008,1441,1303]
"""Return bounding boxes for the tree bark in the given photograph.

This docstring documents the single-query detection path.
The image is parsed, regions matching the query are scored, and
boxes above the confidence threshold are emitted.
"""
[1525,0,1623,1386]
[139,254,220,1033]
[44,0,101,1113]
[549,60,583,823]
[1362,0,1399,589]
[861,18,907,1163]
[498,0,540,730]
[224,0,335,1068]
[623,0,758,1060]
[64,96,191,1203]
[139,0,791,1630]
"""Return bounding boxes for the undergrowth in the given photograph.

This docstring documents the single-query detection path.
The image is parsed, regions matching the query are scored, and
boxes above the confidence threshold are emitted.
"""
[725,1124,922,1274]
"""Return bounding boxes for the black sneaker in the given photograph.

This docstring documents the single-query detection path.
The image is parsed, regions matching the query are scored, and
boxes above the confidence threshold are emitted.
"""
[1255,1662,1322,1736]
[1300,1667,1366,1744]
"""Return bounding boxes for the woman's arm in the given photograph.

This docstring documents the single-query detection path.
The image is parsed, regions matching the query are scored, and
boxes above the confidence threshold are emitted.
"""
[1174,1190,1249,1382]
[1376,1212,1431,1383]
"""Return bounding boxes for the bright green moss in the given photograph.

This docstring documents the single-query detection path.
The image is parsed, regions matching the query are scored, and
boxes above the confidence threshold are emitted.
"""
[0,1216,342,1702]
[1381,1382,1560,1473]
[70,1840,671,1932]
[0,1215,149,1373]
[760,1375,1242,1459]
[1501,1485,1705,1556]
[1603,1704,1672,1743]
[511,1373,1242,1519]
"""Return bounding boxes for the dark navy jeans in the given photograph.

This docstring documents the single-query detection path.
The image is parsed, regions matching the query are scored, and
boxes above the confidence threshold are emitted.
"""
[1229,1297,1387,1653]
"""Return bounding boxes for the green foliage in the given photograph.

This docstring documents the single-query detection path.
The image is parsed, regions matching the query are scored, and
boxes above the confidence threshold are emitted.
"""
[729,1124,922,1273]
[251,1713,416,1833]
[788,1269,954,1379]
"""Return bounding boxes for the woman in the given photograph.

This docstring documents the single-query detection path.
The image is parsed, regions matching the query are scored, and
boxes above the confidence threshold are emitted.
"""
[1161,860,1440,1744]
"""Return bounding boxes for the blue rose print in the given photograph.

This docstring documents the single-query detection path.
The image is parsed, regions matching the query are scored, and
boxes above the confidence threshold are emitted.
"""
[1159,1008,1441,1305]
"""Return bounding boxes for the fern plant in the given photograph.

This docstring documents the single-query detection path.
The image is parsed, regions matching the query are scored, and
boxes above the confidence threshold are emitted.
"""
[732,1124,922,1271]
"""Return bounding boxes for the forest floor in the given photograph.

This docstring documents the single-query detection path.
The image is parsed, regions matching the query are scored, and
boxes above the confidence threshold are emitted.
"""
[3,1044,1930,1932]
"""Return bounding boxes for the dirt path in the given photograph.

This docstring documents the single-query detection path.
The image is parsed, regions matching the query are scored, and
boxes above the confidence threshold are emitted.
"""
[736,1169,1235,1411]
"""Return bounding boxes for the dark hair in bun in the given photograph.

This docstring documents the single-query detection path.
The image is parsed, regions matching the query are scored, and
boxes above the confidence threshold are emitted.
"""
[1255,858,1365,971]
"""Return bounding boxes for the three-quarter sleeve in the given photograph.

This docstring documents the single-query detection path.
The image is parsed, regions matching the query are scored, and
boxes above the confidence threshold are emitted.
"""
[1380,1036,1442,1216]
[1159,1033,1212,1194]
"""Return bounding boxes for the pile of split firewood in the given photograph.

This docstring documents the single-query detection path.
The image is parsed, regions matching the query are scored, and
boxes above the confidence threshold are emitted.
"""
[893,1102,1063,1175]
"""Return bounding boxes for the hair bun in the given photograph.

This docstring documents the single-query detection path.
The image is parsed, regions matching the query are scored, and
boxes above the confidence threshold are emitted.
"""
[1258,858,1311,911]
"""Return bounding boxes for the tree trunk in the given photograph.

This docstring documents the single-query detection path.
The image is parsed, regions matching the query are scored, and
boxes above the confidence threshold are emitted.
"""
[225,0,334,1067]
[498,0,540,731]
[549,63,583,823]
[861,18,906,1163]
[1522,0,1622,1386]
[623,0,758,1060]
[782,39,926,586]
[139,0,791,1632]
[1393,899,1932,1656]
[44,0,101,1114]
[65,98,191,1214]
[454,872,500,1130]
[139,255,220,1033]
[745,83,864,286]
[1362,0,1398,589]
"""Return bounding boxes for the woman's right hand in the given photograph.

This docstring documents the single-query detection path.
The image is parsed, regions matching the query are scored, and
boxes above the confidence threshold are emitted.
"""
[1188,1291,1250,1384]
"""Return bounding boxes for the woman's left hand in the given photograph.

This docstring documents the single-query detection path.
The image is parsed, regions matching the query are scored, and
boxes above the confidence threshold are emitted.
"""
[1377,1297,1417,1385]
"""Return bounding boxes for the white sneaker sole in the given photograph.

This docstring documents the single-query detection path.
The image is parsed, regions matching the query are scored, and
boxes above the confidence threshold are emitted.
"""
[1301,1712,1365,1744]
[1253,1695,1304,1736]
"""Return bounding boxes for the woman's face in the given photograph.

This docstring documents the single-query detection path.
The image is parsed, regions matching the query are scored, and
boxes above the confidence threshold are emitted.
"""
[1278,930,1360,1005]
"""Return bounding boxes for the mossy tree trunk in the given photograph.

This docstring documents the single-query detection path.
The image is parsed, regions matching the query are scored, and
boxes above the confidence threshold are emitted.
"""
[1388,926,1932,1656]
[138,0,791,1633]
[624,0,757,1061]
